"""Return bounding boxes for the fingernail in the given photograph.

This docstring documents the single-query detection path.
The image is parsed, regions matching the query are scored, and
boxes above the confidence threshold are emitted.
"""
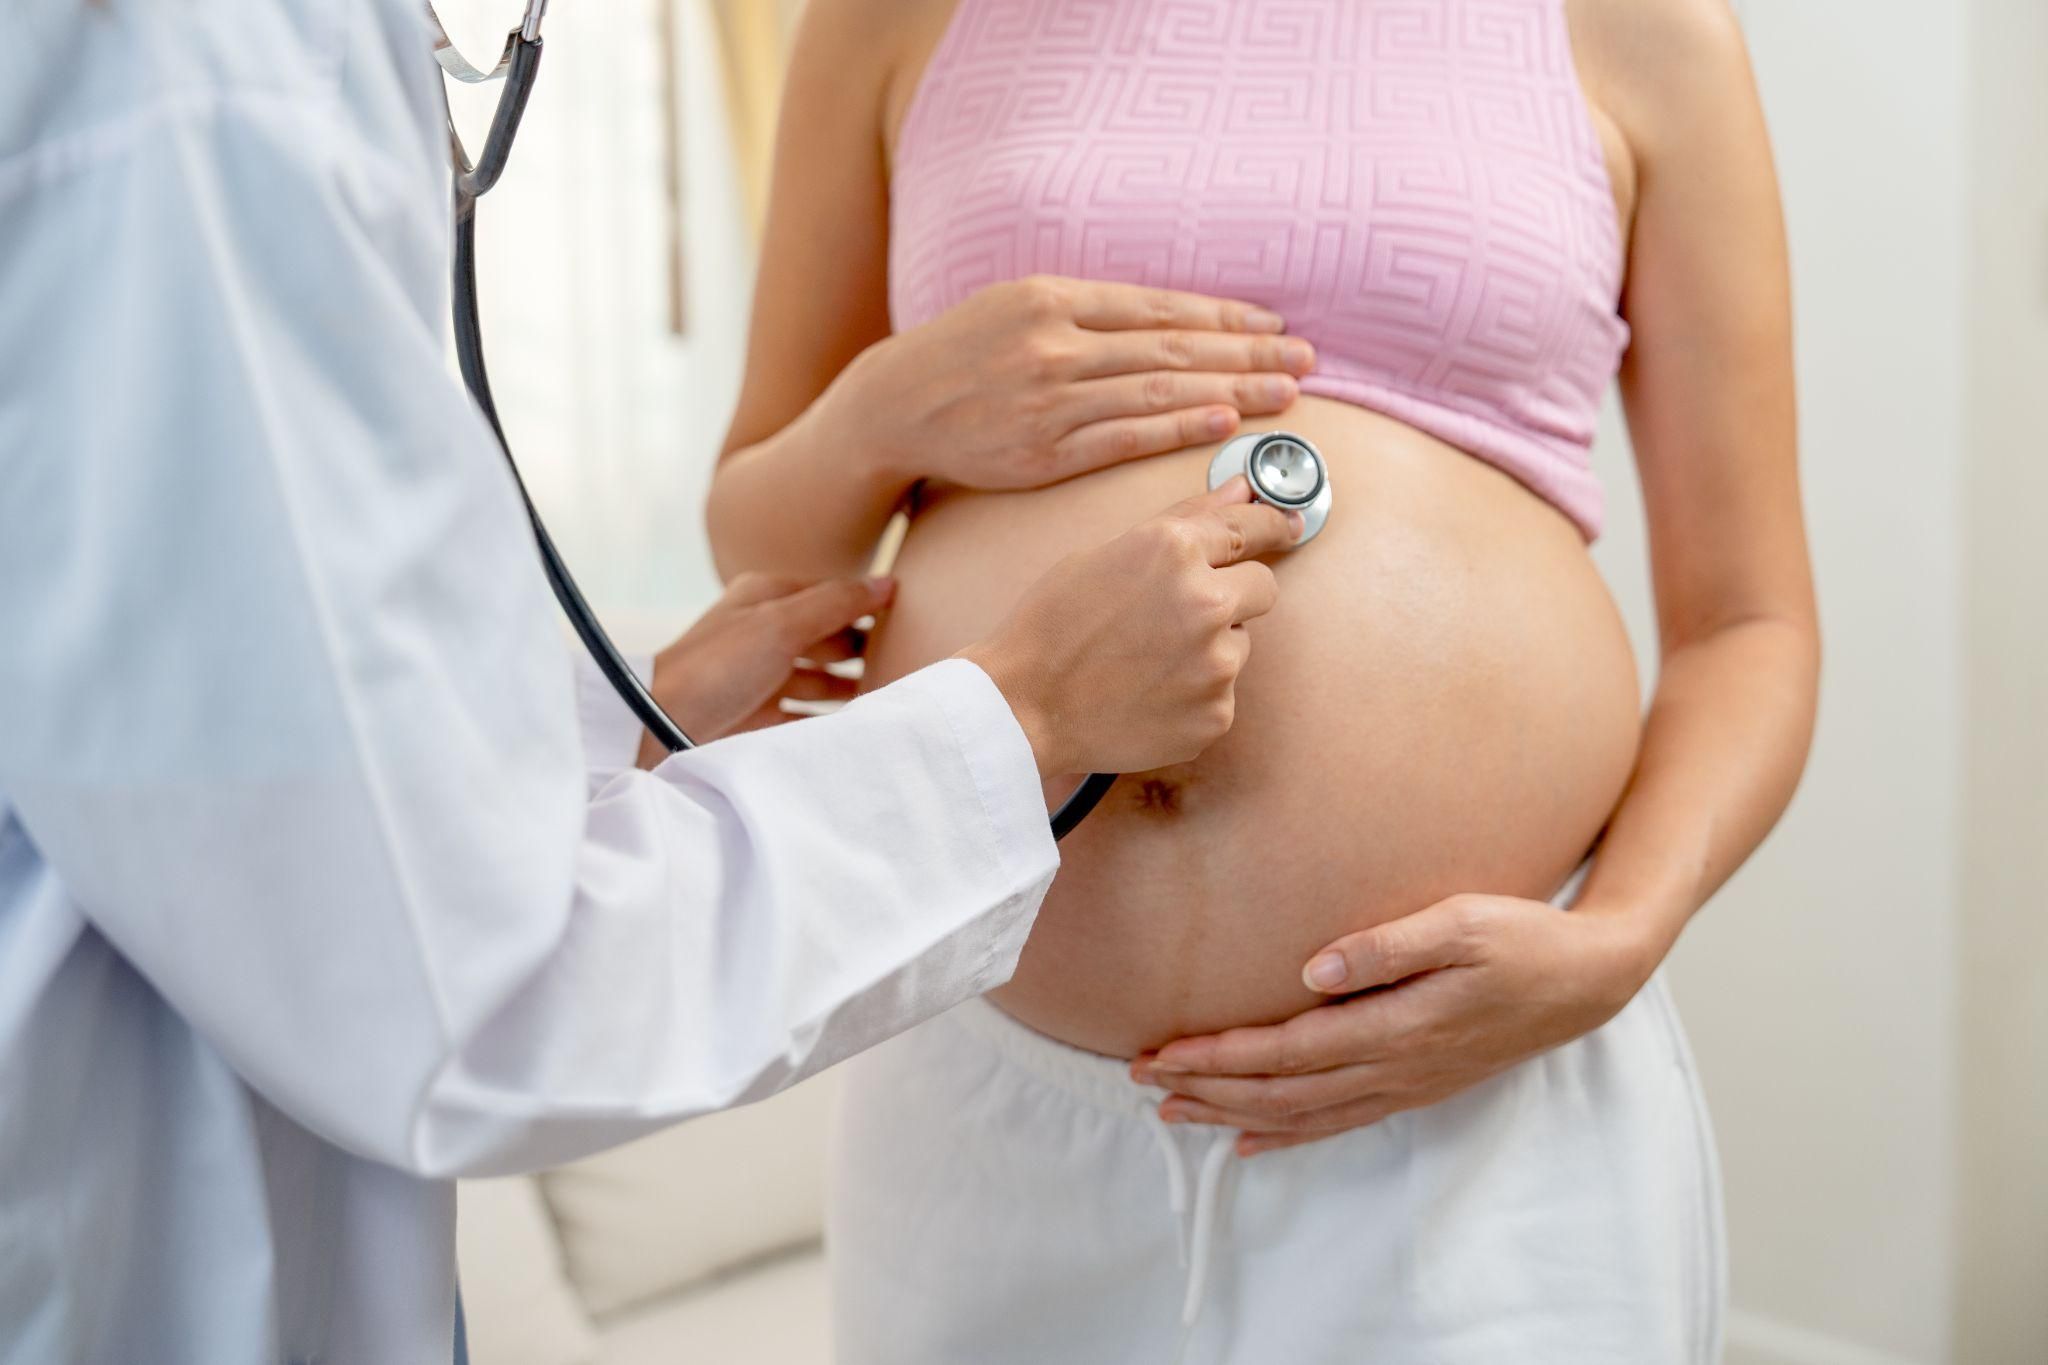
[1206,408,1236,436]
[1131,1065,1157,1086]
[867,575,896,600]
[1284,341,1316,372]
[1261,376,1294,405]
[1244,308,1286,333]
[1304,953,1348,991]
[1161,1106,1189,1124]
[1287,510,1306,537]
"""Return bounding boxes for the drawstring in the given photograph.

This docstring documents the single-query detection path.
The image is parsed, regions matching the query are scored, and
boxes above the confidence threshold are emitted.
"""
[1182,1134,1234,1326]
[1139,1105,1239,1359]
[1142,1107,1194,1266]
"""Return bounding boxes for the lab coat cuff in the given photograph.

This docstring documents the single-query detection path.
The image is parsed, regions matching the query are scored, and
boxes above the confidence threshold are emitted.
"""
[575,648,656,790]
[912,658,1061,924]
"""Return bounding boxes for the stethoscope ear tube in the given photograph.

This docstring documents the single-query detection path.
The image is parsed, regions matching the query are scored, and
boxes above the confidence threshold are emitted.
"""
[1050,773,1118,838]
[442,25,1113,836]
[453,175,698,757]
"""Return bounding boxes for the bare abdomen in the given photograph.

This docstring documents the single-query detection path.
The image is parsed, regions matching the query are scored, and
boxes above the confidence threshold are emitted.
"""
[864,399,1643,1057]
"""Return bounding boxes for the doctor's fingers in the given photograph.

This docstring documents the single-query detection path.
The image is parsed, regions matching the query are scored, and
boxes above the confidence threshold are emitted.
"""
[1167,494,1304,568]
[777,670,861,705]
[718,570,810,607]
[762,575,896,651]
[1213,561,1280,625]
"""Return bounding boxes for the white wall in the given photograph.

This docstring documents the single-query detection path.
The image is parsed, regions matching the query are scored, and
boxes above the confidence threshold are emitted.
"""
[1957,0,2048,1358]
[1594,4,2046,1362]
[446,0,750,647]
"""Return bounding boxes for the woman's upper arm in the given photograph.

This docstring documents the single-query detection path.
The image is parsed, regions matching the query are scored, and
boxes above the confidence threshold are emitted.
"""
[1595,0,1816,650]
[719,0,901,459]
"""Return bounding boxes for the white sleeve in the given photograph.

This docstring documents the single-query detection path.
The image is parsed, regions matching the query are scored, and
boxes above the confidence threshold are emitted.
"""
[574,649,657,796]
[0,83,1057,1178]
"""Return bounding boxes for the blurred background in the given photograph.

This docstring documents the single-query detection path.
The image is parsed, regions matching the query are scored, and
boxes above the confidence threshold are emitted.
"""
[440,2,2048,1362]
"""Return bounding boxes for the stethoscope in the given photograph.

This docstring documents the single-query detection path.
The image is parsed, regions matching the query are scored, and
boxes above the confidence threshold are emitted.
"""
[429,2,1330,839]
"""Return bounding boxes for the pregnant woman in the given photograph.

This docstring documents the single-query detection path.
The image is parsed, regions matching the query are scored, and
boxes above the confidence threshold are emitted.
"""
[707,0,1818,1360]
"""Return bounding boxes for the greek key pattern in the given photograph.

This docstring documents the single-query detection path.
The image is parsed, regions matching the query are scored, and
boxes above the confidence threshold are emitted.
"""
[889,0,1629,539]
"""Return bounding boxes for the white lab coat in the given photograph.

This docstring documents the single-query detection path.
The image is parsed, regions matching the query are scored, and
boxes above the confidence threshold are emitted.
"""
[0,2,1059,1361]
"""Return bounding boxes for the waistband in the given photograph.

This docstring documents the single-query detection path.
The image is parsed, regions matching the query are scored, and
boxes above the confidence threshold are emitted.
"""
[950,993,1162,1111]
[950,995,1232,1350]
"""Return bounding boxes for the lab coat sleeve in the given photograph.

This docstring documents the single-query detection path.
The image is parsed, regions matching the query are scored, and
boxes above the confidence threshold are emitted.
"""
[574,649,657,796]
[0,82,1059,1177]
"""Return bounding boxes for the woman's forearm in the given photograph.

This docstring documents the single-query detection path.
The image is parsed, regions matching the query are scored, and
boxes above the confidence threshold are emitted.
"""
[706,362,912,581]
[1575,613,1821,979]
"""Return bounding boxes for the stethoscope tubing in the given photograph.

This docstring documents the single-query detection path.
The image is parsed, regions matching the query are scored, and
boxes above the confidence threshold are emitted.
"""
[440,21,1114,837]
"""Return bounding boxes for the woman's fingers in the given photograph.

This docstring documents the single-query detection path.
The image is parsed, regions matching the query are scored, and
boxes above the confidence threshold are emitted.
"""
[1142,1062,1387,1122]
[1064,279,1287,335]
[1236,1131,1326,1158]
[1050,407,1244,478]
[1155,1091,1398,1136]
[1300,896,1485,995]
[1058,370,1301,429]
[1067,329,1317,382]
[1145,992,1400,1076]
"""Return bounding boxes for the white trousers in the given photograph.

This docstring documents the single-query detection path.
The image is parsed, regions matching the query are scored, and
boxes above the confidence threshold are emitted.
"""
[828,882,1725,1364]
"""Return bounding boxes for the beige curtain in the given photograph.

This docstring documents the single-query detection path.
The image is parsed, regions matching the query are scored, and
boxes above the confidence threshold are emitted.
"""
[704,0,794,237]
[661,0,793,332]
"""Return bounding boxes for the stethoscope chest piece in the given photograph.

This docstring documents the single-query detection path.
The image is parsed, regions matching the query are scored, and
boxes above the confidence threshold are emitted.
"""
[1207,432,1332,545]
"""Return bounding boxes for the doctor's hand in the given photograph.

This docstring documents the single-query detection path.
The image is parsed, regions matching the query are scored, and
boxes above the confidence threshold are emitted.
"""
[636,572,895,766]
[1130,893,1656,1156]
[824,275,1316,492]
[959,478,1301,782]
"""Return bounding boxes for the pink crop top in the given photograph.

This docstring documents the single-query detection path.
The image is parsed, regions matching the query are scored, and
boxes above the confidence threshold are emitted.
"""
[889,0,1630,540]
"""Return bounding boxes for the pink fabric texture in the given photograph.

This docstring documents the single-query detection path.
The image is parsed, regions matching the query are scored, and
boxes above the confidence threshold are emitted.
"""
[889,0,1631,541]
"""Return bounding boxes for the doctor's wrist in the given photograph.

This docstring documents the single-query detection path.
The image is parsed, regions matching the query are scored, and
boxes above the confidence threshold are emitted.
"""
[956,643,1068,784]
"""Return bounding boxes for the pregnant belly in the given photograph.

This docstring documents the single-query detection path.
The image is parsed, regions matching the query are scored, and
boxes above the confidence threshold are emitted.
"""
[864,398,1643,1057]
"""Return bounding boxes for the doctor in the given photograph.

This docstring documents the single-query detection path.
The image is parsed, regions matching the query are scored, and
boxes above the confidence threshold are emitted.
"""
[0,2,1303,1361]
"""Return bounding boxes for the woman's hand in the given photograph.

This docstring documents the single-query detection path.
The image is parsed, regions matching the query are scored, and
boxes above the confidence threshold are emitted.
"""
[822,275,1316,492]
[1130,893,1658,1157]
[636,572,894,765]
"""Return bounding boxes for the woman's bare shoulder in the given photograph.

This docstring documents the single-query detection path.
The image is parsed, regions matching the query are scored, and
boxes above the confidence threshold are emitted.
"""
[791,0,959,153]
[1569,0,1758,155]
[795,0,957,71]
